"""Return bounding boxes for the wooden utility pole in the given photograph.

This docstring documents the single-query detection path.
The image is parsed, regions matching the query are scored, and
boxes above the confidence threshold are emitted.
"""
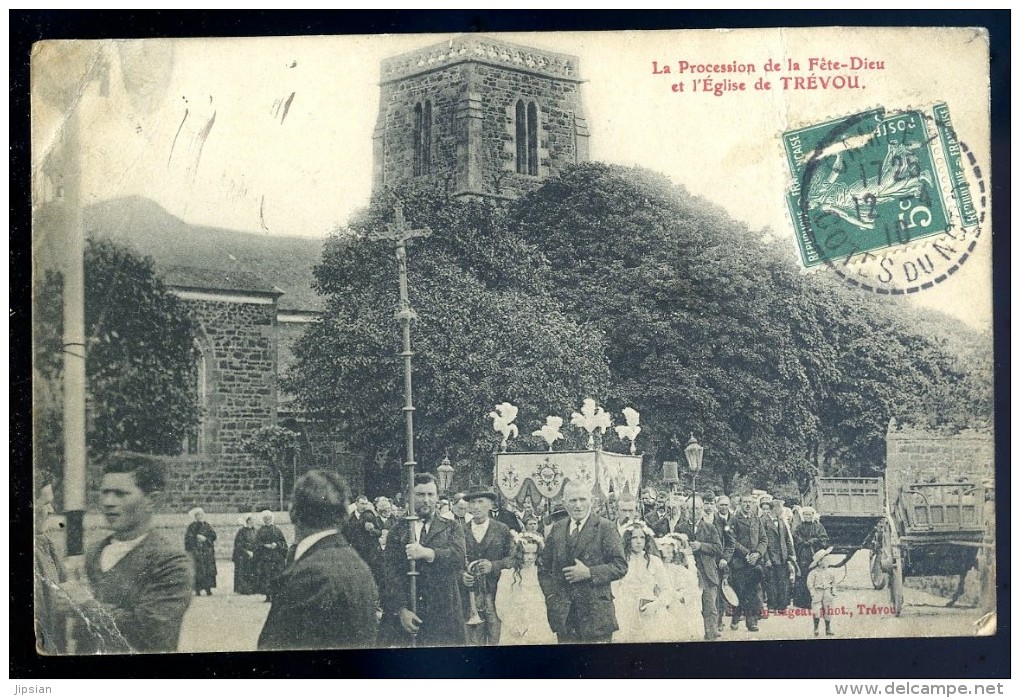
[368,203,431,641]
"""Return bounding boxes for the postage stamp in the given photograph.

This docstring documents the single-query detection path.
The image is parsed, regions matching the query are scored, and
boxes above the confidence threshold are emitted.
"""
[783,103,983,289]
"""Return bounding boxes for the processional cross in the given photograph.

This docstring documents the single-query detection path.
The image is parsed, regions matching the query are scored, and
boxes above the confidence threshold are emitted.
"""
[368,202,432,641]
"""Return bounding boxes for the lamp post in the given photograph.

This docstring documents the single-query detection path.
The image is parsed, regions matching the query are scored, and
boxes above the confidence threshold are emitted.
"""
[684,434,704,525]
[437,452,454,496]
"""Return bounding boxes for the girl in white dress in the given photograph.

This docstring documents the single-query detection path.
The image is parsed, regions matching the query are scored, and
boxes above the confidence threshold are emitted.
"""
[613,523,674,643]
[495,532,556,646]
[656,533,705,642]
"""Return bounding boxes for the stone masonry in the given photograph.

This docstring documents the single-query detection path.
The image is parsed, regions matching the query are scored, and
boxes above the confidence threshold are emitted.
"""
[885,418,995,503]
[373,35,590,200]
[173,296,279,511]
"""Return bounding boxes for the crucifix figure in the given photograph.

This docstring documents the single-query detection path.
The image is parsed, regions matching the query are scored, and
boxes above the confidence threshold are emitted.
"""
[368,202,431,641]
[369,204,432,319]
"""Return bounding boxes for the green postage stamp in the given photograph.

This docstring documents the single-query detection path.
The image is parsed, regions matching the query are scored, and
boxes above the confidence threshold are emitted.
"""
[784,103,981,272]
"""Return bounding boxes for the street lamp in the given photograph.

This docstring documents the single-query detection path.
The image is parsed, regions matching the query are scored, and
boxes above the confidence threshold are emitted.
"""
[684,434,704,525]
[437,452,454,496]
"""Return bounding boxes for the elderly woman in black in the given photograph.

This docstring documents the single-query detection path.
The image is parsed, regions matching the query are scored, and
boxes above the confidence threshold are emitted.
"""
[254,510,288,602]
[185,507,218,596]
[792,506,829,609]
[232,514,259,595]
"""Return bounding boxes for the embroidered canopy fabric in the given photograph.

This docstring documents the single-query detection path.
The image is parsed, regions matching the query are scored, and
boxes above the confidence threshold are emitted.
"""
[494,450,642,503]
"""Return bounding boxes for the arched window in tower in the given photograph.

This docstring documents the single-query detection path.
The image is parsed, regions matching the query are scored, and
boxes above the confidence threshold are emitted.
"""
[413,100,432,176]
[515,99,540,176]
[526,101,539,176]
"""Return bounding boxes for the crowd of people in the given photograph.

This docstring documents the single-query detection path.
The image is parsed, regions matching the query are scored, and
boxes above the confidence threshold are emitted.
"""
[34,452,840,654]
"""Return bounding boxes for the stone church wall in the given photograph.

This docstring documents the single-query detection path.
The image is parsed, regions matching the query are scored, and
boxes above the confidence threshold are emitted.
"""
[177,297,280,511]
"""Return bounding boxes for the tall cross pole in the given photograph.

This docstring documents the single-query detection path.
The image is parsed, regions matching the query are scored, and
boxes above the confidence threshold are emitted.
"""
[368,202,431,639]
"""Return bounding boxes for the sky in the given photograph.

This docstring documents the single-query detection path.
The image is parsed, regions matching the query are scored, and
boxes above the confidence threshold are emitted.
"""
[32,28,993,330]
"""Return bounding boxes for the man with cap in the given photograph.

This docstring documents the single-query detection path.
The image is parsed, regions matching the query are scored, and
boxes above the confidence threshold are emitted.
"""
[461,486,515,645]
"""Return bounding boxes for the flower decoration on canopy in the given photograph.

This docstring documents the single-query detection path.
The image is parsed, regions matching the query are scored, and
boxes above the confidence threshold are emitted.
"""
[614,407,642,454]
[570,398,613,450]
[488,401,520,452]
[532,416,565,452]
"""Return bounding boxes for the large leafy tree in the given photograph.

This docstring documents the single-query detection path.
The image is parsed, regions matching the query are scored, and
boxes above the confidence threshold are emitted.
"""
[513,163,987,492]
[287,183,610,485]
[34,238,200,470]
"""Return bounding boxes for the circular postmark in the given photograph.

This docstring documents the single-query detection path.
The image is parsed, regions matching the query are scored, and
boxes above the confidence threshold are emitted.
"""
[788,105,987,295]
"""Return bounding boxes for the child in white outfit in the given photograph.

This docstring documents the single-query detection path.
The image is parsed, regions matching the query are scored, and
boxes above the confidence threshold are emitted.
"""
[806,551,838,636]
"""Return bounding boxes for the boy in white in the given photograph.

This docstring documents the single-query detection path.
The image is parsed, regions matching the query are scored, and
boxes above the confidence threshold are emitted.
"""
[806,547,838,637]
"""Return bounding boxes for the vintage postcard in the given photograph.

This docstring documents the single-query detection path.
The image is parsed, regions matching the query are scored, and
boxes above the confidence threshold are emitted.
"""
[31,27,995,657]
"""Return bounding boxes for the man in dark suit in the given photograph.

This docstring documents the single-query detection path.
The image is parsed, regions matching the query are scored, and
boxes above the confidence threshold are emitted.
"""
[258,471,378,650]
[64,453,193,654]
[492,496,523,533]
[615,492,642,537]
[380,473,467,647]
[374,496,397,531]
[652,492,688,537]
[760,498,795,614]
[461,487,515,645]
[729,496,768,631]
[676,495,726,641]
[538,479,627,644]
[346,495,383,580]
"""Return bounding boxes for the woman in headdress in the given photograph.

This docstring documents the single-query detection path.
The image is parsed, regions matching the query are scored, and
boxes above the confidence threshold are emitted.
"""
[495,532,554,645]
[254,510,288,602]
[185,507,218,596]
[231,514,258,595]
[613,522,674,643]
[656,533,703,642]
[792,506,829,609]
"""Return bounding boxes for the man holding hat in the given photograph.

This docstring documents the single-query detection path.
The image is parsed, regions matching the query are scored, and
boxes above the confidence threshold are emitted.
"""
[712,494,737,630]
[461,487,515,645]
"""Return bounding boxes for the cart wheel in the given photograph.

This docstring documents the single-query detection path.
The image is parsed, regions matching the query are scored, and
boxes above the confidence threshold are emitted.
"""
[870,549,887,590]
[890,555,904,616]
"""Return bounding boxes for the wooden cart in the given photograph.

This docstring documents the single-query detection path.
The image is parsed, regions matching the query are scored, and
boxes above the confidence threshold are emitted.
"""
[806,477,988,616]
[880,481,987,615]
[802,476,886,572]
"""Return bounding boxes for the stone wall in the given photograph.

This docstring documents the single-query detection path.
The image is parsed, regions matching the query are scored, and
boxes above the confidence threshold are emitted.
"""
[177,297,279,510]
[373,36,589,200]
[885,419,995,501]
[160,455,279,514]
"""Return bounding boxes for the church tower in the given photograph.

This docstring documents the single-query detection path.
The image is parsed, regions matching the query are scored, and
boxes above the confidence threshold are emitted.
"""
[373,35,590,200]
